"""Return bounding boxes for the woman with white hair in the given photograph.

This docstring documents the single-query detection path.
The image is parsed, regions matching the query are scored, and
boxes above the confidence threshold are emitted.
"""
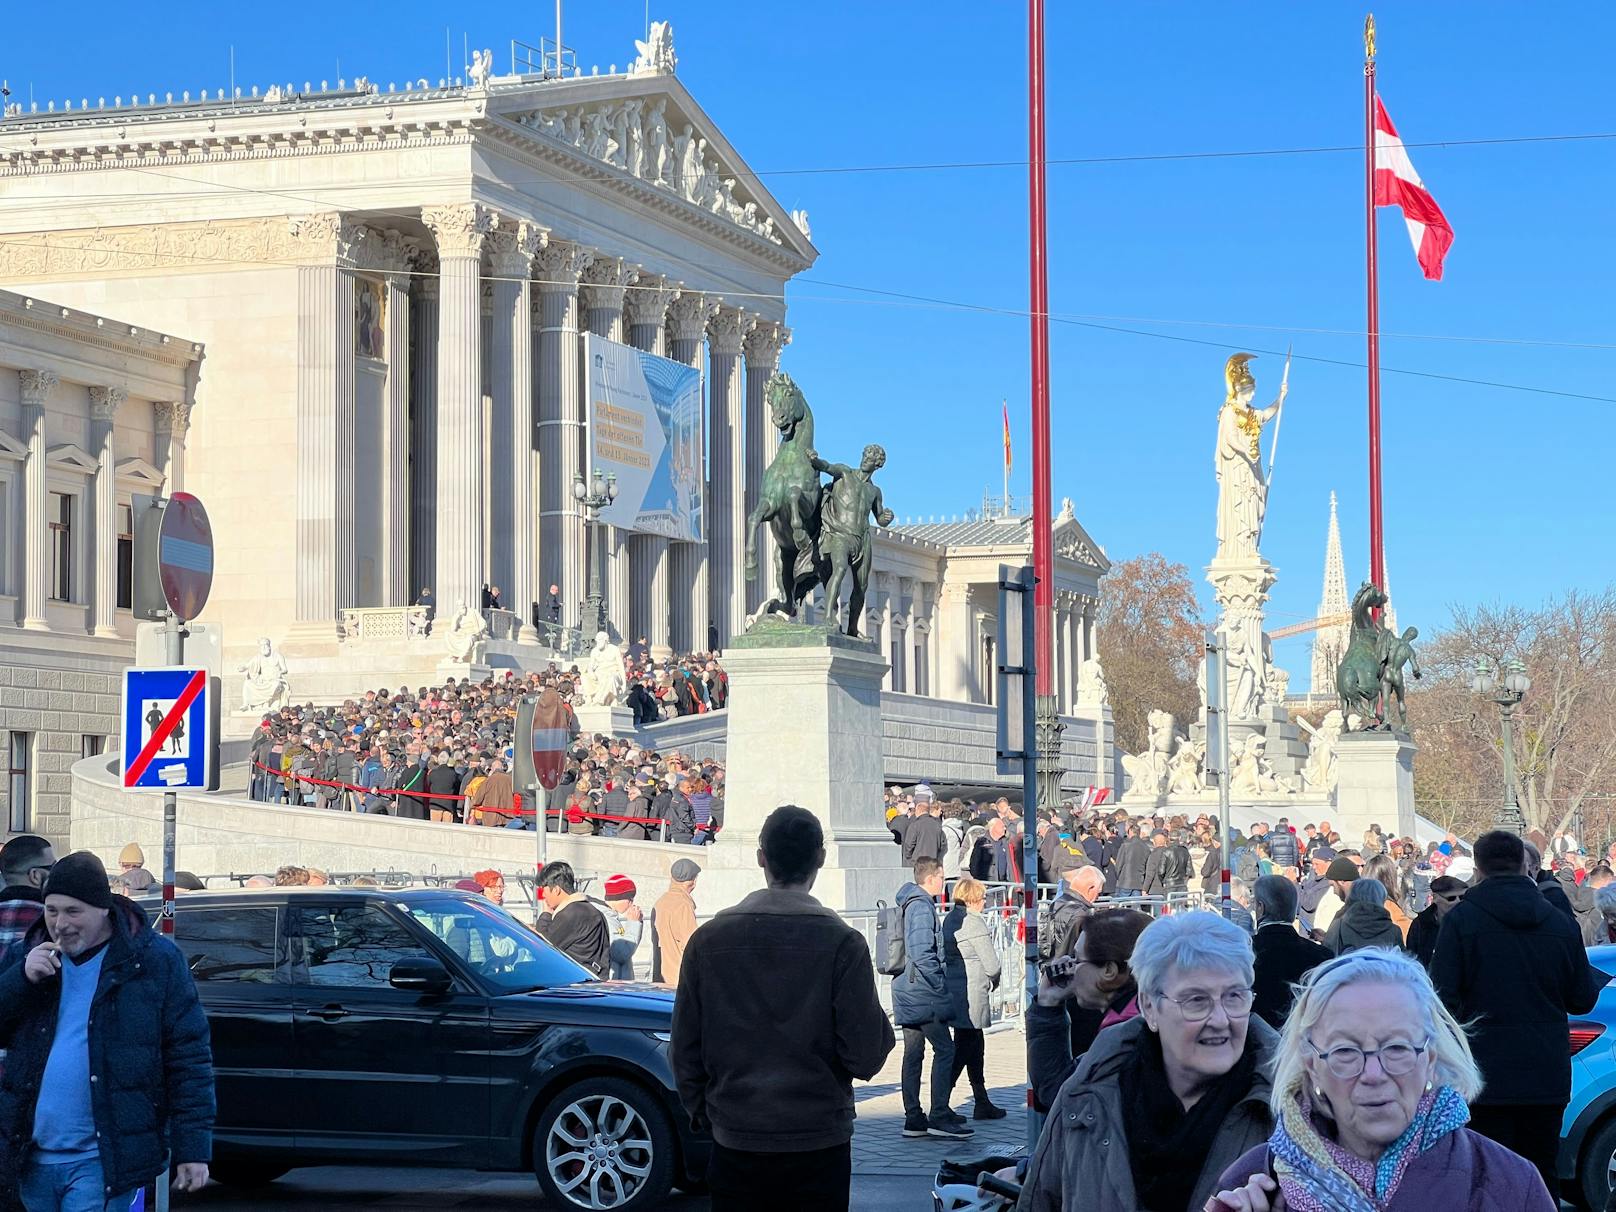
[1206,949,1553,1210]
[1017,911,1277,1211]
[1595,881,1616,945]
[1322,878,1406,957]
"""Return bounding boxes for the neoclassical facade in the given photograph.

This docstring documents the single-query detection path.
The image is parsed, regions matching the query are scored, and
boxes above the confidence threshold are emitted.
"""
[0,42,806,665]
[0,288,204,841]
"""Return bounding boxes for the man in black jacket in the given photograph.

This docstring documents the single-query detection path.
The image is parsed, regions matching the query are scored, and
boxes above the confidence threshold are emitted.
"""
[1141,830,1190,898]
[1524,840,1576,924]
[1405,874,1466,967]
[1431,830,1600,1200]
[1266,817,1301,873]
[672,806,894,1209]
[1112,825,1151,897]
[1250,874,1331,1028]
[901,799,946,869]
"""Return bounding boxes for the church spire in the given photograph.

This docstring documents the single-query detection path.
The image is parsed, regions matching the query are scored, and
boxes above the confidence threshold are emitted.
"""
[1311,491,1351,695]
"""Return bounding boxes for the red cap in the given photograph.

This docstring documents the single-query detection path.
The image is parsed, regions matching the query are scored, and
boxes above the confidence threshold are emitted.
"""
[604,874,637,900]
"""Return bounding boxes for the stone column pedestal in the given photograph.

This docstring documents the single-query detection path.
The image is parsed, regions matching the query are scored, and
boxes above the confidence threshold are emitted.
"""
[710,621,904,912]
[1334,731,1417,842]
[574,703,635,739]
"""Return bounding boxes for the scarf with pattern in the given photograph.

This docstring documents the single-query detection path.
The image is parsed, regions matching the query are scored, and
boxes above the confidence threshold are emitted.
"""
[1268,1085,1469,1212]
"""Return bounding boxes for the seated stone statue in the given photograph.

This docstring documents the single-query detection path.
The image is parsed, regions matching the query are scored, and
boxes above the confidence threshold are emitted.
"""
[443,602,489,663]
[238,637,289,712]
[577,631,628,706]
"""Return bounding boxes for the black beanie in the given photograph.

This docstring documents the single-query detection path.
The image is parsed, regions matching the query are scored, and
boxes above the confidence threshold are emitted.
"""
[44,851,115,910]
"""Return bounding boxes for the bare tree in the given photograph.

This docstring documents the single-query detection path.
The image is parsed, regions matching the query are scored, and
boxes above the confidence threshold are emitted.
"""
[1408,587,1616,842]
[1096,553,1206,753]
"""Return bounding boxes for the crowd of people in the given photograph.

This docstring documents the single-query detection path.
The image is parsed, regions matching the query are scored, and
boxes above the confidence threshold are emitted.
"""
[244,665,729,844]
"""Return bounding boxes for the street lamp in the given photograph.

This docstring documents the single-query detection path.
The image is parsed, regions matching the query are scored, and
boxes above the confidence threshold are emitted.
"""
[573,467,618,643]
[1472,655,1531,835]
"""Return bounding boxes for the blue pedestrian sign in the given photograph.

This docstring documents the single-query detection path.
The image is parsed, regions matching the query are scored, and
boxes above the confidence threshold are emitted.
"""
[122,666,211,791]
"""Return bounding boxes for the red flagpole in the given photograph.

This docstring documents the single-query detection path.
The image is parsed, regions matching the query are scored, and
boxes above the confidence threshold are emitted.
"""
[1029,0,1053,696]
[1364,15,1385,593]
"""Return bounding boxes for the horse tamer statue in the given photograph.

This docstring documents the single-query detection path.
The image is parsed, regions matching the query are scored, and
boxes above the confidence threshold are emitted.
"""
[1336,581,1421,730]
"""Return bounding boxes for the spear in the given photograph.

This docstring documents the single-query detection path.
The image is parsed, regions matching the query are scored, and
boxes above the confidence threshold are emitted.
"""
[1266,343,1291,487]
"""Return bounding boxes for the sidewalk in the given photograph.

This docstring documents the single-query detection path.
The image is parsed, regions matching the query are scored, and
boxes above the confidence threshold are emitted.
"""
[852,1024,1032,1176]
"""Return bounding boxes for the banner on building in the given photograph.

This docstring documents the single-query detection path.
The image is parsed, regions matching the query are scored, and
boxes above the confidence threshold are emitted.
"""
[584,334,705,543]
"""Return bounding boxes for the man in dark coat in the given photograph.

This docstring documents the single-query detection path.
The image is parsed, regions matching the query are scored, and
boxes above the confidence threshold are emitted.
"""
[1431,830,1601,1201]
[1266,818,1301,872]
[1112,825,1151,897]
[1524,841,1576,924]
[1250,874,1332,1028]
[1141,830,1190,898]
[901,800,946,869]
[626,677,660,727]
[0,852,215,1204]
[1405,874,1466,967]
[890,859,970,1140]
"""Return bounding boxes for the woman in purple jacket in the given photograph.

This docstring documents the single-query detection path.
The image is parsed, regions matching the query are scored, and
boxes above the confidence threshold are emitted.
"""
[1215,956,1551,1208]
[1205,949,1552,1212]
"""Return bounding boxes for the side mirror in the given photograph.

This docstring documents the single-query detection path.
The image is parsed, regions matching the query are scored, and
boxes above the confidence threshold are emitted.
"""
[389,956,452,995]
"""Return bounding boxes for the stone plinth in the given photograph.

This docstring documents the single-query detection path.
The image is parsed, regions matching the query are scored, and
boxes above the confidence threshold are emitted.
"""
[574,703,635,739]
[435,658,493,685]
[714,620,904,911]
[1334,731,1417,841]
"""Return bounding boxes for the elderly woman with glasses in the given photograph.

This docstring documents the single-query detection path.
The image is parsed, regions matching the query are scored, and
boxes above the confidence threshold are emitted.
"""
[1205,949,1553,1211]
[1017,911,1277,1212]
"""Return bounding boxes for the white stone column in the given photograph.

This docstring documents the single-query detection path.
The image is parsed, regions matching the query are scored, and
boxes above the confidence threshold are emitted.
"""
[408,258,439,601]
[488,219,543,640]
[936,581,972,702]
[706,305,749,645]
[380,260,412,606]
[666,291,713,652]
[581,257,634,641]
[741,321,789,613]
[535,242,593,630]
[88,386,125,637]
[289,213,361,626]
[154,401,191,496]
[626,275,677,657]
[18,370,57,630]
[423,203,494,621]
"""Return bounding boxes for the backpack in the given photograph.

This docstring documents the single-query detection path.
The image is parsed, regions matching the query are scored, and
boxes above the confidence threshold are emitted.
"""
[874,899,908,976]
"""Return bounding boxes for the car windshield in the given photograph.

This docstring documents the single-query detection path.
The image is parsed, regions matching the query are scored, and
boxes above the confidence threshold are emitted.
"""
[400,896,594,993]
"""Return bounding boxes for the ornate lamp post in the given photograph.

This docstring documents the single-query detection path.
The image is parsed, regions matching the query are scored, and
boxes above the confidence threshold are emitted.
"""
[572,467,618,643]
[1472,656,1531,835]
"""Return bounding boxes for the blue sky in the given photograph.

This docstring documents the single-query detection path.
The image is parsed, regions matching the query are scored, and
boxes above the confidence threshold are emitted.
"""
[8,2,1613,689]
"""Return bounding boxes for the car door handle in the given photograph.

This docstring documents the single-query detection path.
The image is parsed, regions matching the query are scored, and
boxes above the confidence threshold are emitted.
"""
[301,1005,349,1022]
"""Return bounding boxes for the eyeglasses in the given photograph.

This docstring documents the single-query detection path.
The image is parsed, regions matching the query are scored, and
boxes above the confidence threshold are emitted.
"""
[1309,1037,1430,1078]
[1434,893,1463,904]
[1155,988,1254,1021]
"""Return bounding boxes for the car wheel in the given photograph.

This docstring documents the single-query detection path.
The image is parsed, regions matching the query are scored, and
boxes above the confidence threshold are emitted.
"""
[533,1076,675,1211]
[209,1163,291,1187]
[1578,1114,1616,1211]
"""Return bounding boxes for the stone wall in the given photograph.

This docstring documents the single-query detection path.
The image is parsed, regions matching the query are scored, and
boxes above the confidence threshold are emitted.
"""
[2,643,126,845]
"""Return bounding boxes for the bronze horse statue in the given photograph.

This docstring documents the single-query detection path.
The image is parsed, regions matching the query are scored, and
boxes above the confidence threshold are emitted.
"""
[743,372,826,619]
[1336,581,1390,727]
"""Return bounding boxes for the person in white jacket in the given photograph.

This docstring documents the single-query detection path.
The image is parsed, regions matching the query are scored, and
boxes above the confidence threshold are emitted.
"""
[596,874,645,980]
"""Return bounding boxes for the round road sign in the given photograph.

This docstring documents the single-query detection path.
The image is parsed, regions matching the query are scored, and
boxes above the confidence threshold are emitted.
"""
[158,492,214,621]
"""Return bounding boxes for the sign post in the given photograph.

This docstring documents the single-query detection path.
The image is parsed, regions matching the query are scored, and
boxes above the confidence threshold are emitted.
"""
[1204,629,1233,921]
[515,688,571,925]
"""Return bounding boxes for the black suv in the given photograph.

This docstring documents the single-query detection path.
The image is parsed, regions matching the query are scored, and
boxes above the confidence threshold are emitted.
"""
[151,887,707,1210]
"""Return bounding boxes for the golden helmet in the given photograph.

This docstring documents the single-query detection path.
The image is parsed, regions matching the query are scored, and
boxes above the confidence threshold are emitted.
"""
[1224,353,1257,404]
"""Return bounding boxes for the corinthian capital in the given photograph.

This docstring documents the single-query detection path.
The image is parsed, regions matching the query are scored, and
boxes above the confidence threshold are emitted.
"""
[580,255,633,314]
[743,320,791,370]
[487,218,547,277]
[665,291,715,344]
[89,385,128,421]
[533,242,595,292]
[154,400,193,437]
[625,273,679,329]
[422,203,496,258]
[18,369,59,406]
[288,212,364,265]
[705,304,751,356]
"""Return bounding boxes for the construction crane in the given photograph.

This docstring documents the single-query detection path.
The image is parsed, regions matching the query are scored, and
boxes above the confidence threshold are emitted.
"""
[1267,611,1350,641]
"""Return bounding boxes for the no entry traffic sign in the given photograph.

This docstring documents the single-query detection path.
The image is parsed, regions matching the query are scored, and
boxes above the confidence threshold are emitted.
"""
[157,492,213,621]
[122,667,212,791]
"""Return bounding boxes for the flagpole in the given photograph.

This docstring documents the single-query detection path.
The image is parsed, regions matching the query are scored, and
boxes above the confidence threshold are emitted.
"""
[1003,400,1011,517]
[1364,14,1385,594]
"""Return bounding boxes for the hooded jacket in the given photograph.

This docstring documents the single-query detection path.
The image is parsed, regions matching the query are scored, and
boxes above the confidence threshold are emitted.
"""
[1430,873,1600,1105]
[1323,898,1406,956]
[0,899,215,1196]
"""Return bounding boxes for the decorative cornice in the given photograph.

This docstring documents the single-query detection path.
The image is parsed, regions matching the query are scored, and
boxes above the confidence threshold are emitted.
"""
[422,202,494,259]
[532,242,594,292]
[154,400,193,436]
[0,216,305,280]
[624,272,678,329]
[743,320,790,370]
[19,369,59,405]
[580,255,633,315]
[665,290,715,344]
[486,217,546,277]
[88,385,127,421]
[705,304,750,356]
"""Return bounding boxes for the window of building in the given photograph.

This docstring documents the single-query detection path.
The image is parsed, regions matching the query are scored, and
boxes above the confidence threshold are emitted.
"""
[116,503,133,610]
[48,492,72,601]
[175,908,285,983]
[8,732,31,834]
[80,735,104,759]
[915,630,930,697]
[890,629,906,694]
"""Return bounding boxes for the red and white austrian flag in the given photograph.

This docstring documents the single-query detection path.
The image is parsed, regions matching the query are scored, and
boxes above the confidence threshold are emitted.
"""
[1374,96,1454,280]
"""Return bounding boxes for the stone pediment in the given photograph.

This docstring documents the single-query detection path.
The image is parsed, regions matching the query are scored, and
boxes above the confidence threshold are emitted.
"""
[115,455,165,487]
[1054,502,1109,573]
[490,77,814,264]
[0,429,25,460]
[47,443,98,474]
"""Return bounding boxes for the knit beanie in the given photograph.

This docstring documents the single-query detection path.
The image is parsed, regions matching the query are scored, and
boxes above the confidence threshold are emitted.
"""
[604,874,636,900]
[44,851,115,910]
[119,842,145,866]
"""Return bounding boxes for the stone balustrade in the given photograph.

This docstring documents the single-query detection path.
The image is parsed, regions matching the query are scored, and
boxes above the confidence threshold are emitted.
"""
[339,605,431,642]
